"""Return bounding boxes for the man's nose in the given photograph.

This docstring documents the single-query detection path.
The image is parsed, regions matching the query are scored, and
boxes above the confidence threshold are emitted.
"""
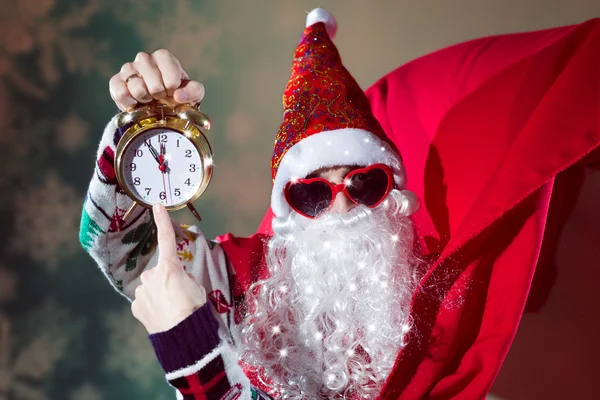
[329,191,355,214]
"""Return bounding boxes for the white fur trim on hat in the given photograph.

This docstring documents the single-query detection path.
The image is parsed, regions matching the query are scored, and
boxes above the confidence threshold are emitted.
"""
[271,128,410,218]
[306,8,337,39]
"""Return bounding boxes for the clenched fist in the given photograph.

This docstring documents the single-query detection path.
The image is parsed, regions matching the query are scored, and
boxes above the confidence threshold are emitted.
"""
[131,204,207,334]
[110,49,205,111]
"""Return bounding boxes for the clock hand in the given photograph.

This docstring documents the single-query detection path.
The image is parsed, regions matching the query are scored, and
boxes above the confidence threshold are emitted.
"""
[166,165,173,204]
[158,143,167,173]
[161,167,168,204]
[160,143,173,203]
[147,142,162,166]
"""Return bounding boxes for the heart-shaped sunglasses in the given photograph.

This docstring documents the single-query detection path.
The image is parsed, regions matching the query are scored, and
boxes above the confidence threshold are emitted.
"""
[284,164,394,219]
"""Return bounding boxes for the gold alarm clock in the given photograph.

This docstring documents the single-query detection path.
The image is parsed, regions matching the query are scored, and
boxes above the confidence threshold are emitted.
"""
[114,101,213,222]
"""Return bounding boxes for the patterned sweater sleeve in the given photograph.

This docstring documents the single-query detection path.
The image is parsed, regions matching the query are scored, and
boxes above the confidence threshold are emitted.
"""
[79,116,235,334]
[149,303,274,400]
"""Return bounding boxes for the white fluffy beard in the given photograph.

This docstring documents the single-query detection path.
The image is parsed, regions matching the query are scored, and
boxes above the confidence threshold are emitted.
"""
[238,190,422,399]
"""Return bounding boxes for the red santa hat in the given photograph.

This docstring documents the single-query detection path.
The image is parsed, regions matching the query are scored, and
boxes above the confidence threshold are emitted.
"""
[270,8,415,218]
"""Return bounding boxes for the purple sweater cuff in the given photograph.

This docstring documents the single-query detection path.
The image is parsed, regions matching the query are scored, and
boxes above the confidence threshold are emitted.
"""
[148,303,221,373]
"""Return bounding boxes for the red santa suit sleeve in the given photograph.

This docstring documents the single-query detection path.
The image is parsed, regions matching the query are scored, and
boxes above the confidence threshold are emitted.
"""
[255,17,600,400]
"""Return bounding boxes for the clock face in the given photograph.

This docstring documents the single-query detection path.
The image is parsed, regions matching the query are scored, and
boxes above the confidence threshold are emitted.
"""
[121,128,204,207]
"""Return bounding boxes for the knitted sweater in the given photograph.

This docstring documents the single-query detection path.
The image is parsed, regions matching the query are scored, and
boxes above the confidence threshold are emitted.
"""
[79,116,272,399]
[148,303,273,400]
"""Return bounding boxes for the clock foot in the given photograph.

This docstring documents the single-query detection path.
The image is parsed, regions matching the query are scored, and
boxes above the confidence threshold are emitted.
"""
[124,202,139,220]
[187,203,202,222]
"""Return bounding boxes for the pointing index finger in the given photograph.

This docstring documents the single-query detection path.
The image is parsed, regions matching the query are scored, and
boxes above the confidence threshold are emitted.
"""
[153,204,178,266]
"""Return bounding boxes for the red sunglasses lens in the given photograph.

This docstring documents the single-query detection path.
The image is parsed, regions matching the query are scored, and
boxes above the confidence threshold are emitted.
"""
[346,168,391,206]
[286,180,333,218]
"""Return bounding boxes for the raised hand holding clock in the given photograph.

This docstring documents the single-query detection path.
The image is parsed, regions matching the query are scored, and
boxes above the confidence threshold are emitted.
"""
[110,49,213,222]
[109,49,205,111]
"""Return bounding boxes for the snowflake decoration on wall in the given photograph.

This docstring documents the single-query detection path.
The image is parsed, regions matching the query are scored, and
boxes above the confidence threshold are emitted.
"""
[111,0,221,80]
[0,0,111,100]
[0,102,54,207]
[0,300,84,400]
[11,172,82,271]
[55,113,90,154]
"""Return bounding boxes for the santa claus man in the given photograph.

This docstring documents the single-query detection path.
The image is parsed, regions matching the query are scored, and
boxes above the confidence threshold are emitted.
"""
[80,8,422,399]
[80,5,600,399]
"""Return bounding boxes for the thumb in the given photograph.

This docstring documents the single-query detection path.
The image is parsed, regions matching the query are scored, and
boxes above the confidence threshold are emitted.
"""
[173,80,205,104]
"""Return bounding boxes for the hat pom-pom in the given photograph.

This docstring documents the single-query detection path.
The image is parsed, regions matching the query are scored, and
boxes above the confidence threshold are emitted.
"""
[306,8,337,39]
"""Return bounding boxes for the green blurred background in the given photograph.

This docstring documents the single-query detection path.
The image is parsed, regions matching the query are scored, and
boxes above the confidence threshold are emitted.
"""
[1,1,599,399]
